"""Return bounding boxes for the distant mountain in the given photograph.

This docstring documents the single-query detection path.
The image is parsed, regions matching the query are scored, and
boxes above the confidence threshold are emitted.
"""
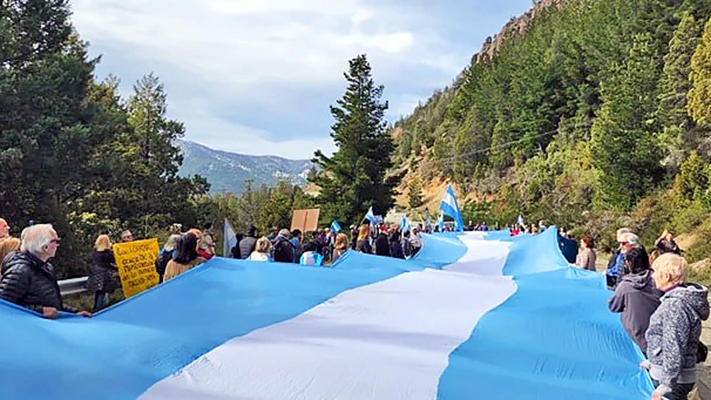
[177,140,314,194]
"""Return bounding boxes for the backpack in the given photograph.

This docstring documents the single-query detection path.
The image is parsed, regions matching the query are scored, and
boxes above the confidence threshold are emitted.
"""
[698,341,708,363]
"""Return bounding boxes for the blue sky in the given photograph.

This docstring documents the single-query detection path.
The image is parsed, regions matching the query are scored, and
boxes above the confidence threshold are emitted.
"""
[70,0,533,159]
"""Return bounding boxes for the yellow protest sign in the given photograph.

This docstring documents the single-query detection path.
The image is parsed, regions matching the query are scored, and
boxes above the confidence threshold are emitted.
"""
[113,238,160,298]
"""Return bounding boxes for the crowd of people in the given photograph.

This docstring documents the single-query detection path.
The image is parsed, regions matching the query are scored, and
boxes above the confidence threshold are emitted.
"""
[225,222,428,266]
[0,215,709,398]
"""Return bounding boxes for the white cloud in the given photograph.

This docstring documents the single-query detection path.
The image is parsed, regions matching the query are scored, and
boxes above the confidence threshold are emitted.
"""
[186,111,337,160]
[69,0,497,158]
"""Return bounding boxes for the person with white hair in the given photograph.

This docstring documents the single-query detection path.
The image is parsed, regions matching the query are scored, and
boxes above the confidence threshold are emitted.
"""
[606,228,632,289]
[0,224,91,319]
[641,253,709,400]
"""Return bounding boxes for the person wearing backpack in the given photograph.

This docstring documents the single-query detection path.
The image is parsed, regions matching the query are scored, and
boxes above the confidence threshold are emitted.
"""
[273,229,294,263]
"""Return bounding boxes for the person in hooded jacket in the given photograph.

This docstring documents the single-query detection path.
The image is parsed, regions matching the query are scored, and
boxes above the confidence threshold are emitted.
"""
[608,246,661,354]
[641,253,710,400]
[239,225,258,260]
[273,229,294,263]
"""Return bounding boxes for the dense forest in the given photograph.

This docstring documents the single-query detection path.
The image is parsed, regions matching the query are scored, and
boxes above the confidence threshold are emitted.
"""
[394,0,711,259]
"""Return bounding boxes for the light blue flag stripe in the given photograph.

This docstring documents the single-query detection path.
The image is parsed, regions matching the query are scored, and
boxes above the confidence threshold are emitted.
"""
[436,227,653,399]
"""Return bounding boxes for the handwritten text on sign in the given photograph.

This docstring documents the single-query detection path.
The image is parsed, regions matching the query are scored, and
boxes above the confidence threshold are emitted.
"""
[113,239,160,298]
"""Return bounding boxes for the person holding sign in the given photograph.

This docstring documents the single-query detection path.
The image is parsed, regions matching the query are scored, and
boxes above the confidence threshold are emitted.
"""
[0,224,91,319]
[164,233,206,281]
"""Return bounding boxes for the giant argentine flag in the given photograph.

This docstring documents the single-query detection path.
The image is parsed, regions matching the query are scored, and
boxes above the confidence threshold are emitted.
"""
[0,228,653,399]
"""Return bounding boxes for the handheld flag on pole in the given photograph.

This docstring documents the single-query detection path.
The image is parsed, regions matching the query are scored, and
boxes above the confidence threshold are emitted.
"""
[330,220,341,233]
[437,213,444,231]
[517,214,524,227]
[399,215,411,233]
[364,207,377,225]
[439,186,464,232]
[223,219,237,257]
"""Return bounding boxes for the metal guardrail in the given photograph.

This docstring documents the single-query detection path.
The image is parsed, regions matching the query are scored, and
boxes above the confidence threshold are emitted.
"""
[58,276,88,297]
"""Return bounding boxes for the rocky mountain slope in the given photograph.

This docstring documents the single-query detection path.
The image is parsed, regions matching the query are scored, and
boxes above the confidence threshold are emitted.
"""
[177,140,314,194]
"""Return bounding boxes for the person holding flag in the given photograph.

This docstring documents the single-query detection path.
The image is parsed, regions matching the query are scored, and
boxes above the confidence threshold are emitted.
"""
[440,186,464,232]
[330,220,341,234]
[364,206,377,226]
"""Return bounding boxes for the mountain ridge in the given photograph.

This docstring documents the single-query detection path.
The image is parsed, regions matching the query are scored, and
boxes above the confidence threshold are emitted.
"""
[177,140,314,194]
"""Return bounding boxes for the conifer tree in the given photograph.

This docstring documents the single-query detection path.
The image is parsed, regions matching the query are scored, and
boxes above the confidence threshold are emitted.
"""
[688,16,711,126]
[310,55,401,224]
[407,178,424,209]
[590,34,664,208]
[657,12,705,169]
[659,13,703,130]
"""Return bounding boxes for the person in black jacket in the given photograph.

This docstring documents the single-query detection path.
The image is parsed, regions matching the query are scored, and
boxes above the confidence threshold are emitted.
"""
[86,234,119,312]
[239,225,258,260]
[273,229,294,263]
[374,227,391,257]
[389,232,404,259]
[0,224,92,319]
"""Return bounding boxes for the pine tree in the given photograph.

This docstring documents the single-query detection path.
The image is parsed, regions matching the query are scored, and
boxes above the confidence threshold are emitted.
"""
[657,12,705,170]
[590,34,664,208]
[310,55,401,225]
[688,16,711,126]
[659,13,704,129]
[407,178,424,209]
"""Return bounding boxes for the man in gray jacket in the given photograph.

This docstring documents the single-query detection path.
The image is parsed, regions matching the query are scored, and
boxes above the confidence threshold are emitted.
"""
[642,253,709,400]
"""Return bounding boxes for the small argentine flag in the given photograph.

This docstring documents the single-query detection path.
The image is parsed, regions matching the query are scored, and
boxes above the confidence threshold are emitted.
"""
[331,220,341,233]
[400,215,411,233]
[517,214,524,227]
[437,213,444,231]
[440,186,464,232]
[364,206,377,225]
[223,219,237,257]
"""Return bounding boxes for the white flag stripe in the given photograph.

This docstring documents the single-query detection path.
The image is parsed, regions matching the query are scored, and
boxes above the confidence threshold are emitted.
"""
[445,233,511,276]
[141,240,516,400]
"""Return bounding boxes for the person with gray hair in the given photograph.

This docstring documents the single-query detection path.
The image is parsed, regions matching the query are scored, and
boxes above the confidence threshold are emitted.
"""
[0,224,92,319]
[606,228,633,289]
